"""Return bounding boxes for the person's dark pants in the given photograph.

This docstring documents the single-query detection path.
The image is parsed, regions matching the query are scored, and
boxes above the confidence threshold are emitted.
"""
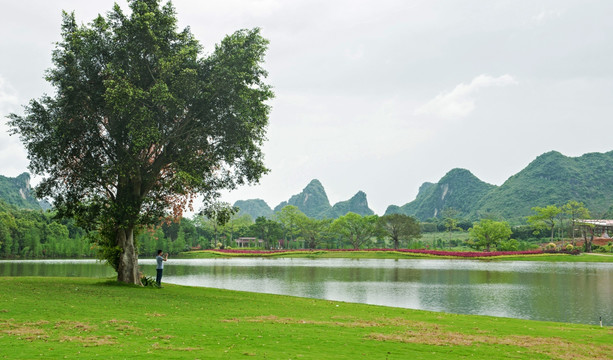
[156,269,163,286]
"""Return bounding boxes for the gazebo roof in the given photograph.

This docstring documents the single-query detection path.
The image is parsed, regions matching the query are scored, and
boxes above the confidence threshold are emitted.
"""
[578,219,613,227]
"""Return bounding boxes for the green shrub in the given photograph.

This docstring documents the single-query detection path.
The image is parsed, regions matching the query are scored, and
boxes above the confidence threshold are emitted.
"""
[498,239,520,251]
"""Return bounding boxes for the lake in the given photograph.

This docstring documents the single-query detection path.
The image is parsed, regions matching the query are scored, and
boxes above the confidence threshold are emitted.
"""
[1,258,611,325]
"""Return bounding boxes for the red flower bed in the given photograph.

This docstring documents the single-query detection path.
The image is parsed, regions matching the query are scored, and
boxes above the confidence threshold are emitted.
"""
[204,248,544,257]
[208,249,292,254]
[321,248,544,257]
[387,249,543,257]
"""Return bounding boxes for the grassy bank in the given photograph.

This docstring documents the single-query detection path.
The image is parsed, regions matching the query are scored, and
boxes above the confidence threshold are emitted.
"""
[1,277,611,359]
[182,250,613,262]
[488,253,613,262]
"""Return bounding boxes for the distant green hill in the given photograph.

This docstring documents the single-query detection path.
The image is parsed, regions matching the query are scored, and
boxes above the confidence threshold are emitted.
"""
[235,150,613,223]
[235,179,375,220]
[273,179,332,218]
[385,169,496,220]
[387,151,613,222]
[233,199,273,220]
[323,191,374,218]
[0,173,42,210]
[476,151,613,220]
[603,205,613,219]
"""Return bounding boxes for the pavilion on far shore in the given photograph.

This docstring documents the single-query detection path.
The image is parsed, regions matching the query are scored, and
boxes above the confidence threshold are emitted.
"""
[574,219,613,251]
[577,219,613,239]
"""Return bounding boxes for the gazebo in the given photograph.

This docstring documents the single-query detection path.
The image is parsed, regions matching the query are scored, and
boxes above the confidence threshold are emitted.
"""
[576,219,613,251]
[577,219,613,238]
[235,237,262,248]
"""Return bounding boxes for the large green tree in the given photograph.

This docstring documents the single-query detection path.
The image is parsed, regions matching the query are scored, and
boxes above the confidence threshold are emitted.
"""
[297,216,332,249]
[331,213,380,250]
[468,219,512,252]
[249,216,283,249]
[527,205,562,242]
[275,205,303,245]
[8,0,273,284]
[379,214,421,249]
[441,207,461,242]
[562,200,590,245]
[202,202,238,248]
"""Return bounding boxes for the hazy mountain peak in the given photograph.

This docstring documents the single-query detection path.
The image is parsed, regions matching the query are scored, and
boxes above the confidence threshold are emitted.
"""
[0,172,42,210]
[324,190,374,218]
[385,167,496,220]
[234,199,273,220]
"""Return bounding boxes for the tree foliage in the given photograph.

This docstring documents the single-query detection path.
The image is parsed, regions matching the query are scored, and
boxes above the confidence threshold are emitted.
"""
[442,207,461,239]
[275,205,304,242]
[527,205,562,242]
[379,214,421,249]
[562,200,590,244]
[468,219,512,251]
[330,213,380,250]
[0,199,92,258]
[8,0,273,283]
[249,216,283,249]
[297,216,332,249]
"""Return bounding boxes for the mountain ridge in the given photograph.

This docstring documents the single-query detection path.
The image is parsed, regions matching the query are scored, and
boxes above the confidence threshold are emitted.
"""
[234,150,613,222]
[236,179,375,220]
[385,168,497,220]
[0,173,43,210]
[4,150,612,223]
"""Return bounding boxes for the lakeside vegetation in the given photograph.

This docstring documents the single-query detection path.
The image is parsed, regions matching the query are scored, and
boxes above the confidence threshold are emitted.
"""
[182,249,613,262]
[2,194,612,261]
[1,277,611,359]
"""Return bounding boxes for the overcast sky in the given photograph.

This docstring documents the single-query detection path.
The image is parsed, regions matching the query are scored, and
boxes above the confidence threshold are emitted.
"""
[1,0,613,214]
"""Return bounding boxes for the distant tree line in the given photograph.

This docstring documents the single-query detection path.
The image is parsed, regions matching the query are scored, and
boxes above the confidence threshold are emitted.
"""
[0,200,90,258]
[1,199,609,259]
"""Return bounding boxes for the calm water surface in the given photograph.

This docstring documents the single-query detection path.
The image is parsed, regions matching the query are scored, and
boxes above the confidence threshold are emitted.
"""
[1,258,612,325]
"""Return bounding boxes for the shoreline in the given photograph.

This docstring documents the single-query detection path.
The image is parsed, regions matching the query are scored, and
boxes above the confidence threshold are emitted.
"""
[180,249,613,262]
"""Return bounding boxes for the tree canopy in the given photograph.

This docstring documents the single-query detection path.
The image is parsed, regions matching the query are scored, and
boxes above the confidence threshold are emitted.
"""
[8,0,273,283]
[468,219,512,252]
[379,214,421,249]
[527,205,562,242]
[249,216,283,249]
[331,213,380,250]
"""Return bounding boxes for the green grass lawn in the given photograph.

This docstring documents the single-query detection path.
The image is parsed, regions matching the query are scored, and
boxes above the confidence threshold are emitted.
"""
[0,277,611,359]
[490,253,613,262]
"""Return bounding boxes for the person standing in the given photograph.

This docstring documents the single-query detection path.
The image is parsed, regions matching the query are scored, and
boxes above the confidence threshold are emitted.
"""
[156,250,168,287]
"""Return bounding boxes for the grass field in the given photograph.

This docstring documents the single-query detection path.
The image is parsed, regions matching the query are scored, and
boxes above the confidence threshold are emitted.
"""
[0,277,611,359]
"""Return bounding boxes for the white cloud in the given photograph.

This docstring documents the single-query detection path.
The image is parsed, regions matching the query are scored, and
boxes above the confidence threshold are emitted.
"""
[533,9,563,23]
[414,74,518,120]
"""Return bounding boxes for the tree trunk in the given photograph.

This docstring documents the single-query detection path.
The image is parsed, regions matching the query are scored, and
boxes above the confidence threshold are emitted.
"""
[550,225,555,242]
[571,220,576,246]
[351,235,360,250]
[116,227,141,285]
[586,228,593,253]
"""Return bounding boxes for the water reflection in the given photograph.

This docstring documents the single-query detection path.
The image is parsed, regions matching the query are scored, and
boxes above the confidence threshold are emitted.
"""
[1,258,612,325]
[0,259,115,278]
